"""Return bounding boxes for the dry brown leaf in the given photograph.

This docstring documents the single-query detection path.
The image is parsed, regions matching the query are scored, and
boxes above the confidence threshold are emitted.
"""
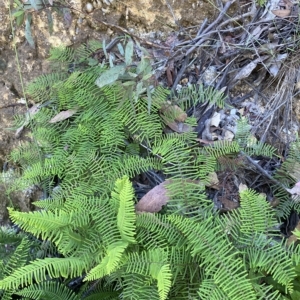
[160,102,187,122]
[232,56,268,83]
[49,108,78,123]
[167,121,193,133]
[238,183,248,192]
[135,181,170,213]
[295,81,300,91]
[207,172,219,189]
[195,138,215,145]
[271,9,291,17]
[15,104,42,138]
[286,181,300,195]
[223,130,235,141]
[136,179,201,213]
[210,112,221,127]
[221,198,239,211]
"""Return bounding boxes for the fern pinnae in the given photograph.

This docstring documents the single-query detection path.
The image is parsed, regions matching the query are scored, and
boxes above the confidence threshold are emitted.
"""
[4,40,300,299]
[84,240,128,281]
[113,176,136,244]
[15,281,80,300]
[0,257,90,290]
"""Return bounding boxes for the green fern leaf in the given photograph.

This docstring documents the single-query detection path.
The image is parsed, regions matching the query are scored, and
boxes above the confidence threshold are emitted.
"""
[112,176,136,243]
[0,257,89,290]
[15,281,80,300]
[84,240,128,281]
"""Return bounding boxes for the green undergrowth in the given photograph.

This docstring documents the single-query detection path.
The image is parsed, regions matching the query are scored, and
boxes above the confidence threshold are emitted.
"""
[1,39,300,299]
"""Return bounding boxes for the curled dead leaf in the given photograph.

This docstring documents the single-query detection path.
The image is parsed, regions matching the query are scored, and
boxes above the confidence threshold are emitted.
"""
[207,172,219,189]
[49,108,78,123]
[232,56,268,83]
[286,181,300,195]
[224,130,235,141]
[135,181,170,213]
[15,104,42,138]
[165,120,193,133]
[210,112,221,127]
[271,9,291,17]
[238,183,248,192]
[160,101,187,122]
[287,221,300,246]
[135,179,201,213]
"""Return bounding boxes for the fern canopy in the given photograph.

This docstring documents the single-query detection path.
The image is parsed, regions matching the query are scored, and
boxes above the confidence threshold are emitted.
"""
[1,40,300,300]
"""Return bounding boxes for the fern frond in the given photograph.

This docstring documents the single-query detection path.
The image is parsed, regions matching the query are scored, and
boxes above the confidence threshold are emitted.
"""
[112,176,136,243]
[168,215,257,299]
[122,273,160,300]
[197,278,230,300]
[136,213,186,250]
[48,45,75,62]
[124,249,172,300]
[84,241,128,281]
[235,116,252,147]
[15,281,80,300]
[0,257,89,290]
[204,140,240,158]
[235,189,277,237]
[174,84,225,110]
[2,238,31,277]
[242,234,296,294]
[244,141,277,157]
[26,72,68,102]
[8,207,90,250]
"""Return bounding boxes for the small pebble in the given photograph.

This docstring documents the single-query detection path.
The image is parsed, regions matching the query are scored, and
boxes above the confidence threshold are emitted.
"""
[93,1,102,8]
[85,2,94,13]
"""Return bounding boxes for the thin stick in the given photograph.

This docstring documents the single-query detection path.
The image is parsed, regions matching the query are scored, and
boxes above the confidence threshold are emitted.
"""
[171,55,190,90]
[241,151,290,194]
[186,1,234,56]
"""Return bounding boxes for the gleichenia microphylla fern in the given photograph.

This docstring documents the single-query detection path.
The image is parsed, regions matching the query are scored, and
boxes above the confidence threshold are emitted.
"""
[1,40,300,300]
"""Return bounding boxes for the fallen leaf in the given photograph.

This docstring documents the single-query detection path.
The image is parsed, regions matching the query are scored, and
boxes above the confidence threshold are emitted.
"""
[49,108,78,123]
[271,9,291,17]
[286,181,300,195]
[220,198,239,211]
[268,53,288,77]
[224,130,235,141]
[232,56,268,83]
[239,183,248,192]
[207,172,219,189]
[295,81,300,91]
[210,112,221,127]
[195,138,215,145]
[165,120,193,133]
[135,181,170,213]
[278,0,293,9]
[160,101,187,122]
[15,104,42,138]
[136,179,201,213]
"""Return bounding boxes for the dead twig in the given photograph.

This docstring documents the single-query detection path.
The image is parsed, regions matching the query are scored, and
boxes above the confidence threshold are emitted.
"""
[185,0,234,57]
[241,151,290,193]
